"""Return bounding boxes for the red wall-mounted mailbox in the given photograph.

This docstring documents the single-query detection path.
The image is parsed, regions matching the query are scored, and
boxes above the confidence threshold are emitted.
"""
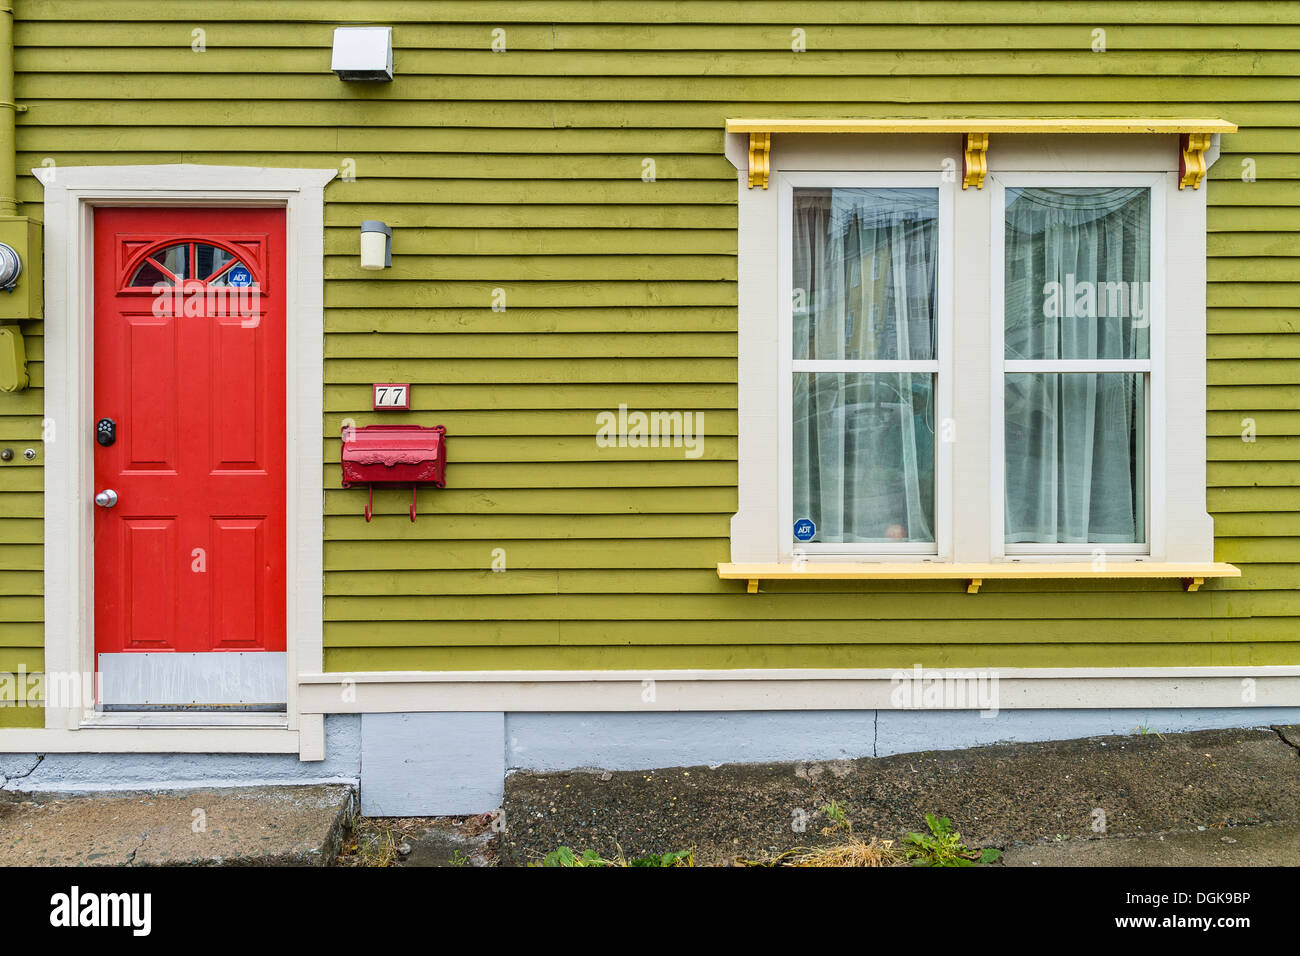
[341,423,446,522]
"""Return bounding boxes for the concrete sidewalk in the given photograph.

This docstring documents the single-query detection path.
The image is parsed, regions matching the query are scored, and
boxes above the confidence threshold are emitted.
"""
[1,726,1296,866]
[499,726,1300,866]
[0,785,355,866]
[1003,823,1300,866]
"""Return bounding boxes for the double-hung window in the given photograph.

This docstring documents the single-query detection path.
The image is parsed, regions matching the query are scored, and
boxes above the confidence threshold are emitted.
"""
[731,132,1217,571]
[780,174,952,558]
[993,175,1163,557]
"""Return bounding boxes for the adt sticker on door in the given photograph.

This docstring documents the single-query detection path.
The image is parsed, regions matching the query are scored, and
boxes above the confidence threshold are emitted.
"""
[227,265,253,287]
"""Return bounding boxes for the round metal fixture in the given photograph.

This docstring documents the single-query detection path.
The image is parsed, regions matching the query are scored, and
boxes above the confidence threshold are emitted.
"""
[0,242,21,290]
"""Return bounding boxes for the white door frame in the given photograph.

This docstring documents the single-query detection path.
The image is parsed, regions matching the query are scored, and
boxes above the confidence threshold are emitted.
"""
[35,165,334,755]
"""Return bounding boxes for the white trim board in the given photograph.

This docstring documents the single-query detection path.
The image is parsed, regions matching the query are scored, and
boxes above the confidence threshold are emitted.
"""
[296,667,1300,714]
[0,727,301,754]
[37,164,334,754]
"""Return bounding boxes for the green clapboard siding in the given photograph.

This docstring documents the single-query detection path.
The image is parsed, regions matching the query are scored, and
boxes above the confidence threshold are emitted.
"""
[3,1,1298,675]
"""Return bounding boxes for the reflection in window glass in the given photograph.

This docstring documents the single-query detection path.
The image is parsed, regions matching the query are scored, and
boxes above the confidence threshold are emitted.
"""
[151,243,189,281]
[793,188,938,362]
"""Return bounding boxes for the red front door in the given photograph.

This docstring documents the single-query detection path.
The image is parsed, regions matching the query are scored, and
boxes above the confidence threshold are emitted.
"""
[93,207,286,667]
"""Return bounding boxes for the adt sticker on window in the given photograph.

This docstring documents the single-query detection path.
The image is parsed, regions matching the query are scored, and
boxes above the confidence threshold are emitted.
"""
[227,266,253,287]
[793,518,816,542]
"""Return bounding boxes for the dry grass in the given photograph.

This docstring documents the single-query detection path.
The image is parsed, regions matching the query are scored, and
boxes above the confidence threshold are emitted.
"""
[337,816,402,867]
[336,812,498,867]
[742,838,907,868]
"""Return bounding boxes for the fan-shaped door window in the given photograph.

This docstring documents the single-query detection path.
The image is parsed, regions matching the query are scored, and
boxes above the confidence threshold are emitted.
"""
[128,241,255,289]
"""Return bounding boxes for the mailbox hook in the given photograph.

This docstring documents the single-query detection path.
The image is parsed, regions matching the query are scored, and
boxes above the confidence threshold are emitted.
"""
[361,486,421,522]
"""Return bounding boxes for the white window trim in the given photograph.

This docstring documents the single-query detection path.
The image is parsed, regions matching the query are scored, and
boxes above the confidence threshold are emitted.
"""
[25,164,334,757]
[777,171,953,559]
[728,133,1216,568]
[989,172,1166,560]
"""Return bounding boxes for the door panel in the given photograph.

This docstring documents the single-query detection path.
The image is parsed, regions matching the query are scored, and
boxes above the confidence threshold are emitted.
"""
[122,517,176,649]
[93,207,286,668]
[124,316,178,470]
[210,517,265,650]
[211,318,264,470]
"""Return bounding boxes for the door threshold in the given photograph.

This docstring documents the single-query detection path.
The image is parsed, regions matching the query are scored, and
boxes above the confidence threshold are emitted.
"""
[80,711,290,730]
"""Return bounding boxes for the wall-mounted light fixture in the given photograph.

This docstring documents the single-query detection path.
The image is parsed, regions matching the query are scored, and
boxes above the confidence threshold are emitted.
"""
[360,220,392,271]
[332,27,393,82]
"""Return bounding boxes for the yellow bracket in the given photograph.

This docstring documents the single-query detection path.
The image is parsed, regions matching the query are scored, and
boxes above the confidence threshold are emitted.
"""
[747,132,771,189]
[747,578,759,594]
[1179,132,1214,190]
[1183,576,1205,592]
[966,578,982,594]
[962,133,989,190]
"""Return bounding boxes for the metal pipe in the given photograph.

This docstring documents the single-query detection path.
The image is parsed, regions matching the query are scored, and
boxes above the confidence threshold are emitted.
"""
[0,6,17,217]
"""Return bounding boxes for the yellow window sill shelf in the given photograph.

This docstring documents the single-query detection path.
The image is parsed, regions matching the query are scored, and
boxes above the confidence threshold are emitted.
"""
[717,562,1241,594]
[723,118,1237,135]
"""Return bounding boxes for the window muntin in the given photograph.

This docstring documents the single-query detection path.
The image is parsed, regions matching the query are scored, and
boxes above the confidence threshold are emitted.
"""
[997,182,1158,553]
[784,180,949,554]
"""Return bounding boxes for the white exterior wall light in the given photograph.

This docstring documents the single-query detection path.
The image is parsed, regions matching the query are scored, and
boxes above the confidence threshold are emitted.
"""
[360,220,392,271]
[332,27,393,81]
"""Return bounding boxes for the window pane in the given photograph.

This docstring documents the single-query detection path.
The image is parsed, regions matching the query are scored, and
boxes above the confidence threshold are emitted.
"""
[149,243,189,281]
[196,243,236,280]
[793,188,938,361]
[129,259,172,287]
[1005,372,1145,544]
[793,372,936,544]
[1005,187,1150,361]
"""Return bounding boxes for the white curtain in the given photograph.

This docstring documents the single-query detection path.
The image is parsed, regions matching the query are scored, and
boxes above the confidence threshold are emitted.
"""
[792,188,937,544]
[1003,187,1149,544]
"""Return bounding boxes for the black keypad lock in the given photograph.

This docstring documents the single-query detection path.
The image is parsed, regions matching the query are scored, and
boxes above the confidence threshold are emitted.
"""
[95,418,116,447]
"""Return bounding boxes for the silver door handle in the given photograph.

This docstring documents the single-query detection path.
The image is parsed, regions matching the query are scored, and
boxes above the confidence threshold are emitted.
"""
[94,489,118,508]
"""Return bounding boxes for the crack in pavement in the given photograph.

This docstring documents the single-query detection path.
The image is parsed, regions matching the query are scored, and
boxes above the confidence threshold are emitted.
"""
[0,754,44,789]
[124,832,148,866]
[1271,725,1300,754]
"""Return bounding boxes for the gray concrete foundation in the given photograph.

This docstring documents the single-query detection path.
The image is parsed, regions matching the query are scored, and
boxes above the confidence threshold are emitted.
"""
[6,708,1300,817]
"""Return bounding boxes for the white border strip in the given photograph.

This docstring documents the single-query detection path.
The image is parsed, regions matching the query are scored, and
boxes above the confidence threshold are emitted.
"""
[295,667,1300,714]
[0,728,301,754]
